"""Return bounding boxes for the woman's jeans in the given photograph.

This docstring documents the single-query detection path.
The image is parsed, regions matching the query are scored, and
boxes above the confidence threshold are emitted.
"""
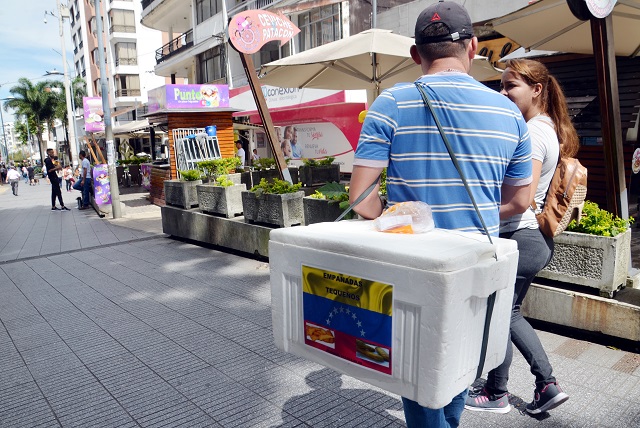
[73,178,92,207]
[485,227,555,394]
[402,390,467,428]
[66,179,72,191]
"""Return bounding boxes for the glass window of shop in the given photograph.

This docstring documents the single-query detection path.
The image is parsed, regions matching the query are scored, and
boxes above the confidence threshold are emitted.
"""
[197,45,226,83]
[298,4,342,52]
[195,0,222,24]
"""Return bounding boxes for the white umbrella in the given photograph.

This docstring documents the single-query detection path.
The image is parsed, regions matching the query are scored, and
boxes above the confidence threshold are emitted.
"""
[488,0,640,57]
[258,28,501,104]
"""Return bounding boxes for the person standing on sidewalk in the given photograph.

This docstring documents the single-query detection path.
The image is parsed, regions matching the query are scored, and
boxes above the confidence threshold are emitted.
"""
[63,165,74,192]
[0,163,7,185]
[465,59,575,415]
[27,164,35,186]
[73,150,92,209]
[44,149,70,211]
[348,2,533,426]
[6,165,21,196]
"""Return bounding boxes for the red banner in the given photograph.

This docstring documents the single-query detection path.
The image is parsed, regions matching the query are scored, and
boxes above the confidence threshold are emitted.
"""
[228,10,300,55]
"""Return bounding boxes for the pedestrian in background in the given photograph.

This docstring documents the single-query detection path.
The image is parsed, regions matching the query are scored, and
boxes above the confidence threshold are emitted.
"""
[44,149,69,211]
[349,2,532,426]
[73,150,92,209]
[63,165,74,192]
[465,58,575,416]
[27,164,35,185]
[21,164,28,184]
[6,165,21,196]
[0,163,7,185]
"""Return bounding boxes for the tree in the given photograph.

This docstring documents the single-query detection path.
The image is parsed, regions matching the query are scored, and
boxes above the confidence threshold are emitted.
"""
[4,78,59,163]
[50,76,87,162]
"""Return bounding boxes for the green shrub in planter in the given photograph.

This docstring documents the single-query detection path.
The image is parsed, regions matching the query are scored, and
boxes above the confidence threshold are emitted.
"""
[304,182,355,225]
[538,201,633,297]
[197,157,241,179]
[179,169,203,181]
[299,157,340,187]
[566,201,633,236]
[250,178,302,195]
[253,157,276,171]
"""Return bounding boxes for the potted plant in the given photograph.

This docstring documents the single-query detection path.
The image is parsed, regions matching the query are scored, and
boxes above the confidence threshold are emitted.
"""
[251,157,280,185]
[197,175,244,218]
[537,201,633,298]
[298,157,340,187]
[242,178,304,227]
[163,169,202,209]
[303,182,355,225]
[197,157,242,184]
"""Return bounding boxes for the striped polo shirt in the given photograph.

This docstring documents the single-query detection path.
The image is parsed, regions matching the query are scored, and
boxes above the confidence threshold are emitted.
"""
[354,73,532,236]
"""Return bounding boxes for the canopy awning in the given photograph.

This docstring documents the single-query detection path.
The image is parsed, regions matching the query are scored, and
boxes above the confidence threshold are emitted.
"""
[112,119,150,135]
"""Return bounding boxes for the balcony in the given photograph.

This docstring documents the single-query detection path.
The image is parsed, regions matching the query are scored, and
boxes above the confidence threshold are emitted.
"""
[115,88,141,97]
[116,57,138,66]
[155,29,193,64]
[81,70,86,77]
[79,41,83,49]
[74,47,78,54]
[141,0,153,9]
[141,0,191,33]
[110,25,136,34]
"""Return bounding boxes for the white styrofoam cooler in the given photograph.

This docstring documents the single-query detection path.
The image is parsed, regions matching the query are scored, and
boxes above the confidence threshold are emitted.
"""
[269,220,518,409]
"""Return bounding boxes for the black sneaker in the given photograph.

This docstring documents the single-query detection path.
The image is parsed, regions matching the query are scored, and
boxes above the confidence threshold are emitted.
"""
[526,382,569,414]
[51,207,60,211]
[60,206,70,211]
[465,388,511,414]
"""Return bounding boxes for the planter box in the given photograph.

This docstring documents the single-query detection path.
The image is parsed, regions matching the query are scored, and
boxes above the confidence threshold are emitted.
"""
[299,164,340,187]
[197,184,244,218]
[242,191,304,227]
[164,179,202,209]
[537,229,631,298]
[250,169,280,187]
[288,166,299,184]
[303,197,344,225]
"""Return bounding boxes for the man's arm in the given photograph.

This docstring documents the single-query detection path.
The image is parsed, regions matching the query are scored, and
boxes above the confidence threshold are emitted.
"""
[500,182,532,219]
[348,165,384,219]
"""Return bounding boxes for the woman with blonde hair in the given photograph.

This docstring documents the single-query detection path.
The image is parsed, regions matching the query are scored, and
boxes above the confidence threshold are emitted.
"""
[466,59,578,415]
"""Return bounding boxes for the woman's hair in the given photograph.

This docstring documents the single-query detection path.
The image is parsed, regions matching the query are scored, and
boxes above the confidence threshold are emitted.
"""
[505,59,579,158]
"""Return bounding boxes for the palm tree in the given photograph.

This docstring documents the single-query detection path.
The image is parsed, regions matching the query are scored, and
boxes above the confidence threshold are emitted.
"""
[4,78,59,163]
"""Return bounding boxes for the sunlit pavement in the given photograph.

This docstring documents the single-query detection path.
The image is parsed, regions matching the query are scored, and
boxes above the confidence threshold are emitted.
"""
[1,181,639,427]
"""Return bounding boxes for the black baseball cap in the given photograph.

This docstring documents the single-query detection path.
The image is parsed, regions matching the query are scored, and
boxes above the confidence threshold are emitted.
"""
[415,1,474,44]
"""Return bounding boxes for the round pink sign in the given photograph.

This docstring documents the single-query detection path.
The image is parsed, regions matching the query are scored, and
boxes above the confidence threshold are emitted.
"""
[586,0,617,18]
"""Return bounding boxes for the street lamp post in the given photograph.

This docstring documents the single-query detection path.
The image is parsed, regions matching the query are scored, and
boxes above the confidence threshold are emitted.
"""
[44,0,78,168]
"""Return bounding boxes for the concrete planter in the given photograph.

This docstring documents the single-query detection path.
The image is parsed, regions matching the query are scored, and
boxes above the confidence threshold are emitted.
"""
[242,191,304,227]
[288,166,299,184]
[163,179,202,209]
[299,164,340,187]
[537,228,631,298]
[303,197,344,225]
[197,184,244,218]
[250,169,279,187]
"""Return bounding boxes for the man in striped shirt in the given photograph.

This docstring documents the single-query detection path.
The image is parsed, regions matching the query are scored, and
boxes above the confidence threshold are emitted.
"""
[349,1,532,427]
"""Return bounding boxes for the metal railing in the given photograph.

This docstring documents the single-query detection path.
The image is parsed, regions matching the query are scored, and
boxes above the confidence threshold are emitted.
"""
[109,25,136,34]
[155,29,193,64]
[115,88,141,97]
[78,41,83,49]
[74,47,78,54]
[81,70,86,77]
[116,57,138,66]
[173,128,221,174]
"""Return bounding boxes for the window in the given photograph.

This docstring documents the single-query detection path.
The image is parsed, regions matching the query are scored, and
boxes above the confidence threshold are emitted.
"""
[197,45,225,83]
[115,74,140,97]
[298,4,341,52]
[195,0,222,24]
[115,43,137,66]
[252,41,289,69]
[92,48,108,66]
[109,9,135,33]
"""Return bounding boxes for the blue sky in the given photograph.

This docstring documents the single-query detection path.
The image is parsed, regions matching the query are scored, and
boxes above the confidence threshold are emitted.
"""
[0,0,75,123]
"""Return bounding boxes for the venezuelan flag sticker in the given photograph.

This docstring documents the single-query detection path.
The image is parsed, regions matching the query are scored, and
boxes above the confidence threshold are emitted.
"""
[302,265,393,375]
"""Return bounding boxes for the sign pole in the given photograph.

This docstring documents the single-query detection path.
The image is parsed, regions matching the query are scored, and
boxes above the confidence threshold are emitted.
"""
[239,53,291,183]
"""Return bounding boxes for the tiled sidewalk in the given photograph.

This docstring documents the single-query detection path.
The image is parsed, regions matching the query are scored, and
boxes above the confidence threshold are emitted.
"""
[1,237,639,427]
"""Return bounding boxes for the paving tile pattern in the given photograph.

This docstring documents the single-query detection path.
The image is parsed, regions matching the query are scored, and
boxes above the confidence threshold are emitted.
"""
[0,237,638,427]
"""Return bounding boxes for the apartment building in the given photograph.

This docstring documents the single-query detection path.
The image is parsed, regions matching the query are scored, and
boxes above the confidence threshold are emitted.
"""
[69,0,167,115]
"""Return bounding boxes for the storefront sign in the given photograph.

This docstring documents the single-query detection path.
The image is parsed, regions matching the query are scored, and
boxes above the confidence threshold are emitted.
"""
[228,10,300,55]
[92,164,111,205]
[586,0,617,18]
[147,84,230,112]
[302,265,393,375]
[83,97,105,133]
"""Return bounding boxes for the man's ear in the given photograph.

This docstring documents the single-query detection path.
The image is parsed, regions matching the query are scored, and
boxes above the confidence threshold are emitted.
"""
[410,45,422,65]
[469,37,478,60]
